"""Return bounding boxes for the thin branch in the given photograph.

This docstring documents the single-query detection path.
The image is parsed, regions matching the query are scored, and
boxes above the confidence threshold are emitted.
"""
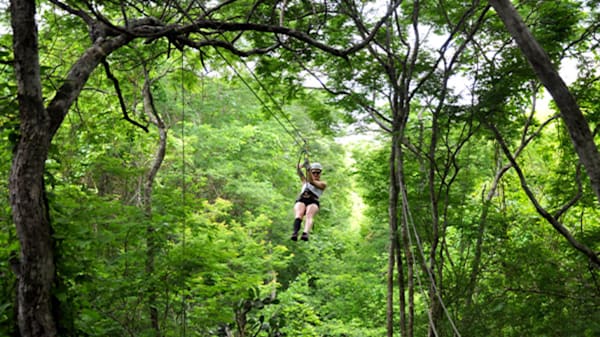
[48,0,93,25]
[102,59,149,132]
[295,59,394,131]
[554,164,583,219]
[505,287,588,300]
[487,122,600,268]
[59,0,398,59]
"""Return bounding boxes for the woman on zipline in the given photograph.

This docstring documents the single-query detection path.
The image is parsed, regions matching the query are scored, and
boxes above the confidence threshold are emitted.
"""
[291,161,327,241]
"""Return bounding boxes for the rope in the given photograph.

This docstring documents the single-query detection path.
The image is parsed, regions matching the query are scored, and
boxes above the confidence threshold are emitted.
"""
[297,146,310,170]
[400,179,462,337]
[400,183,439,337]
[180,50,188,337]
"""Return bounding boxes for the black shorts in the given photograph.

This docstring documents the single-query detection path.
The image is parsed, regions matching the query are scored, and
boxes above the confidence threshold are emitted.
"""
[296,191,320,207]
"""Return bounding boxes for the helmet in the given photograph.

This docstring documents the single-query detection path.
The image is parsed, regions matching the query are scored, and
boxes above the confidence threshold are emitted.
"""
[310,163,323,171]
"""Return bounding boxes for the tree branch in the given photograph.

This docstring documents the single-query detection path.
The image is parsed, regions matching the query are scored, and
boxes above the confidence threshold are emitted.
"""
[53,0,398,58]
[487,122,600,268]
[489,0,600,205]
[102,59,149,132]
[46,34,134,136]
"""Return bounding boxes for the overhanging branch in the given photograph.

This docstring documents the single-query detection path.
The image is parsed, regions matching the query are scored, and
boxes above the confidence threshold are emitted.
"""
[487,122,600,268]
[102,59,149,132]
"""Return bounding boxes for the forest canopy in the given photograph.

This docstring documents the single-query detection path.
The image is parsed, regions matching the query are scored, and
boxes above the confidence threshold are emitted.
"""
[2,0,600,337]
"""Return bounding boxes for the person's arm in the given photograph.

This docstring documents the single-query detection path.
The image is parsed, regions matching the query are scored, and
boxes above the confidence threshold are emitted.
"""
[310,179,327,191]
[306,170,327,190]
[297,164,306,183]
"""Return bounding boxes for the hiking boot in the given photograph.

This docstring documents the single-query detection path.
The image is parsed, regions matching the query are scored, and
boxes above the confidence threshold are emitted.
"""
[301,232,309,241]
[291,218,301,241]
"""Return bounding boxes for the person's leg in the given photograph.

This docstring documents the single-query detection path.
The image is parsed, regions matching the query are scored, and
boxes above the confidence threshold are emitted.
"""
[302,204,319,240]
[291,202,306,240]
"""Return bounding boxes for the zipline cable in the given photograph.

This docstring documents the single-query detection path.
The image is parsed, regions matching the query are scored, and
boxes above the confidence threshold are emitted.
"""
[211,47,309,152]
[239,58,307,146]
[183,4,309,154]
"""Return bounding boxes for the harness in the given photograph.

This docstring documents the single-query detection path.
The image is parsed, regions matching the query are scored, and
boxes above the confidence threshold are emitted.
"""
[300,182,323,199]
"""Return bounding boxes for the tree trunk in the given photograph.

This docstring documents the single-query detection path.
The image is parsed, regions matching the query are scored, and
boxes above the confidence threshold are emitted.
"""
[10,1,57,335]
[10,2,132,335]
[427,110,442,337]
[399,173,415,337]
[393,120,414,337]
[142,68,168,337]
[395,231,406,337]
[465,144,506,314]
[10,127,56,337]
[386,134,400,337]
[488,0,600,204]
[11,144,56,337]
[489,0,600,268]
[396,146,410,337]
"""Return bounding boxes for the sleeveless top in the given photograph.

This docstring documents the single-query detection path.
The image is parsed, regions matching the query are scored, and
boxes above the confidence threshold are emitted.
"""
[300,182,324,199]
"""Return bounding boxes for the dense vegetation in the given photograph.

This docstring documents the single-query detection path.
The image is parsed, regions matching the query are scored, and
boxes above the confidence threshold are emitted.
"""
[2,0,600,336]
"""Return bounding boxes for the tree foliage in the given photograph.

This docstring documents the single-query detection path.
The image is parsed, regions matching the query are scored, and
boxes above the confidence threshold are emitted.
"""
[3,0,600,337]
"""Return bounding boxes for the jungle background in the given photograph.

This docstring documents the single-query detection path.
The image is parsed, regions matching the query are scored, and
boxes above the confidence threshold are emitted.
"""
[2,0,600,336]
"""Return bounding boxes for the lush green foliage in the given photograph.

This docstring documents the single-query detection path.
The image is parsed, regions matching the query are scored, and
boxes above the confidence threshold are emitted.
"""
[3,1,600,336]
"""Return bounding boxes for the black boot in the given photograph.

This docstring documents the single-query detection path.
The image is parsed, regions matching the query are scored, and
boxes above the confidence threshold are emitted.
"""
[291,218,302,241]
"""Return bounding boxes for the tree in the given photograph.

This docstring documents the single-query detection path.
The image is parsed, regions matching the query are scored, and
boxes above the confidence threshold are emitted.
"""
[7,0,600,335]
[140,64,168,336]
[488,0,600,266]
[296,1,489,335]
[7,1,397,336]
[300,0,599,335]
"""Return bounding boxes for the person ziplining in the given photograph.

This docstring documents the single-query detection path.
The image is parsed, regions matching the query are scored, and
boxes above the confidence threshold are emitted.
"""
[215,51,329,242]
[291,160,327,241]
